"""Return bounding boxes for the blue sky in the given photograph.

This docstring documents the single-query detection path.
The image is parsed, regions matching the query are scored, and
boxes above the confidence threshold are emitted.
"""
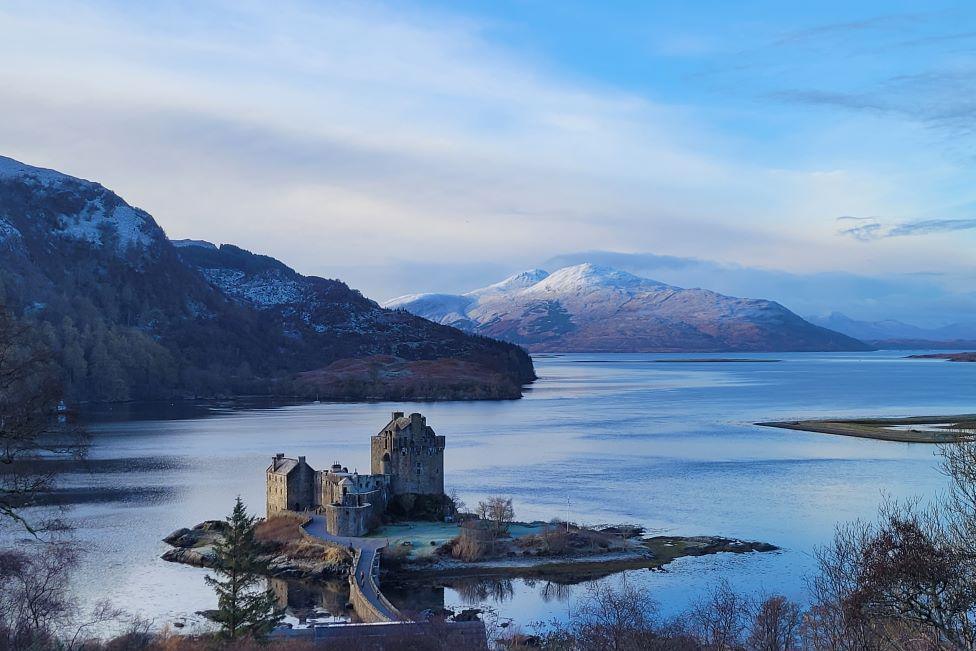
[1,1,974,324]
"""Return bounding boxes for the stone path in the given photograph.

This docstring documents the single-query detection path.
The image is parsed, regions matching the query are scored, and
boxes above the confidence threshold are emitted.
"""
[302,515,401,622]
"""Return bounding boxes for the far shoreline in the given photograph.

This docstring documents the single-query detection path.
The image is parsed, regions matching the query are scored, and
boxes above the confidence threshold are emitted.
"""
[759,415,976,443]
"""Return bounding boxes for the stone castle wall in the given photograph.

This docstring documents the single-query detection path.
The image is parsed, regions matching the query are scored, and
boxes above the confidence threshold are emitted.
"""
[266,470,288,518]
[370,413,445,496]
[287,458,316,511]
[324,503,373,538]
[318,473,389,508]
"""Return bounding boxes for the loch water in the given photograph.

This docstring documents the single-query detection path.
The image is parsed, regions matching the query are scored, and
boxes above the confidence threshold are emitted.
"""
[18,351,976,633]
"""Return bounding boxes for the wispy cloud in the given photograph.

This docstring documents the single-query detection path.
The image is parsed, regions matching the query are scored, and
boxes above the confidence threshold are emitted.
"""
[837,216,885,241]
[771,13,928,47]
[838,216,976,240]
[773,67,976,142]
[890,218,976,236]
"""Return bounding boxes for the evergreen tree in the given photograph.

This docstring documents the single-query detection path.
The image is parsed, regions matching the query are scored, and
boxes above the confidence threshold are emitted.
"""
[205,497,283,639]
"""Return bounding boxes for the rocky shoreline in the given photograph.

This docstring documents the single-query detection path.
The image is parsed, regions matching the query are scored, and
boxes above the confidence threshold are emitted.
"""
[162,519,351,581]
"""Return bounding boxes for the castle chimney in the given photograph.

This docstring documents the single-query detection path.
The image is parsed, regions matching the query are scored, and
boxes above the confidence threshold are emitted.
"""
[410,412,423,429]
[298,456,306,465]
[276,452,284,459]
[393,411,404,419]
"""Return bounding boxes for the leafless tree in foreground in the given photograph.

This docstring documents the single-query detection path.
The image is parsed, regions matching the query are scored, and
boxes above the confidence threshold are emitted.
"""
[0,543,143,650]
[567,580,666,651]
[804,442,976,650]
[747,595,803,651]
[0,307,89,535]
[687,580,751,648]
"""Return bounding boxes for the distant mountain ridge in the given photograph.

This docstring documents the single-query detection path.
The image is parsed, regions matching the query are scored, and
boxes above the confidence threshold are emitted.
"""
[0,155,534,401]
[808,312,976,344]
[384,265,869,352]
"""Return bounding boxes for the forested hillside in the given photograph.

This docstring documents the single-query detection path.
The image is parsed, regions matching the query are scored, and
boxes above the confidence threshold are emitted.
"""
[0,156,535,402]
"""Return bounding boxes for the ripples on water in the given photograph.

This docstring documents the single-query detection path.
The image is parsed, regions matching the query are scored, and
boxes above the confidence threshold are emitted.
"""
[10,351,974,631]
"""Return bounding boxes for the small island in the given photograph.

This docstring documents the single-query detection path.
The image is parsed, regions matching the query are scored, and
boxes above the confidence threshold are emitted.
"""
[759,415,976,443]
[377,519,776,583]
[906,352,976,362]
[163,411,777,643]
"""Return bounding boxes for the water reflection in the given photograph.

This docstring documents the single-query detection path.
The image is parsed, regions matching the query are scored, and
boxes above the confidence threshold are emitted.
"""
[387,575,577,612]
[533,579,574,603]
[269,578,351,625]
[383,581,448,619]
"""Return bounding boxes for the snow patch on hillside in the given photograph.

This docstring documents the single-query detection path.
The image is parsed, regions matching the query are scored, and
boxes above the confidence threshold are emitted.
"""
[528,264,670,295]
[201,268,305,306]
[383,293,474,324]
[173,239,218,250]
[56,197,155,249]
[0,155,69,186]
[0,156,157,251]
[465,269,550,297]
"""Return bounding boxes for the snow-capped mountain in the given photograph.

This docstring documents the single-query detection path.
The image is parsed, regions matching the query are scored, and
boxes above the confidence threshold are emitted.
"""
[385,264,869,352]
[0,155,534,401]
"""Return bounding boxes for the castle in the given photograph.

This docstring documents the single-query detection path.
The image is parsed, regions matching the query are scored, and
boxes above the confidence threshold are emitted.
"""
[266,411,446,536]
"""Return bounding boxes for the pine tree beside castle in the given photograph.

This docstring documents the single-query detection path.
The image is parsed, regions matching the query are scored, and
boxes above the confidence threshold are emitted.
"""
[205,497,283,639]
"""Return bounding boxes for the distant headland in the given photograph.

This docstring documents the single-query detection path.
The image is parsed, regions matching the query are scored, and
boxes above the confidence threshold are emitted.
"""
[759,415,976,443]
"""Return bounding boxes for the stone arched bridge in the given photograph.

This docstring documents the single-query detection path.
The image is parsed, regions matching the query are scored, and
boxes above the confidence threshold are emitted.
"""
[302,514,402,623]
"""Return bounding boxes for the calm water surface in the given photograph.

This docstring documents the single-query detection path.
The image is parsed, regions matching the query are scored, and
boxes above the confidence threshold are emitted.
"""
[18,351,976,633]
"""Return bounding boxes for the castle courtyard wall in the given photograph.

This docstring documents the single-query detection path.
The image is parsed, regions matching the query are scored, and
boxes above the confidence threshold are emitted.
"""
[324,503,373,537]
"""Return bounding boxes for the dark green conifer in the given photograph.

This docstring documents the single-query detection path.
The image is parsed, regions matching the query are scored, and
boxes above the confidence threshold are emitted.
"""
[205,497,283,639]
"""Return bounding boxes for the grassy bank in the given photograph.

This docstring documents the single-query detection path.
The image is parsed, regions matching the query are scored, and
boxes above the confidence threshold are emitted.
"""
[759,415,976,443]
[389,533,776,584]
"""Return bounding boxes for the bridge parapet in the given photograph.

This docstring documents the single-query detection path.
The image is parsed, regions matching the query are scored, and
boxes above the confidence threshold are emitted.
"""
[349,547,403,623]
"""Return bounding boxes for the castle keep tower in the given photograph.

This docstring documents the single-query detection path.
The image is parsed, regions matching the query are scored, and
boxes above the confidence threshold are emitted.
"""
[371,412,445,496]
